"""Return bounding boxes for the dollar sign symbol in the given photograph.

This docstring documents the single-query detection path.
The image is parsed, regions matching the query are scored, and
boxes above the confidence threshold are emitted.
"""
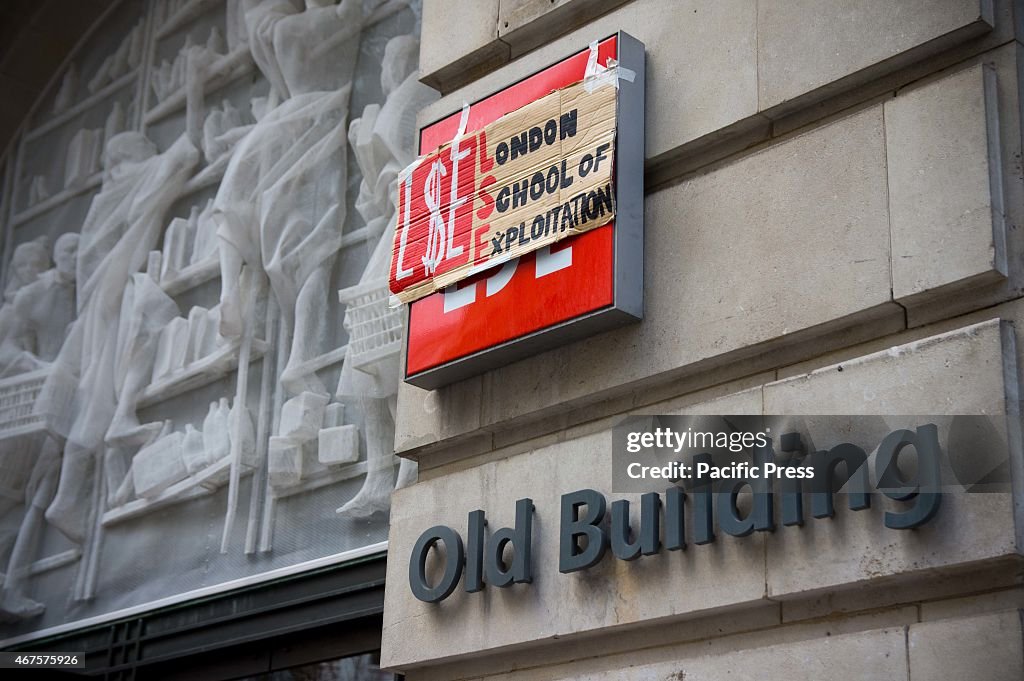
[422,159,447,275]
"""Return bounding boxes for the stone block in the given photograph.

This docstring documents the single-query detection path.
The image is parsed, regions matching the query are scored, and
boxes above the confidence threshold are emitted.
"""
[780,568,1021,623]
[765,492,1017,602]
[757,0,994,111]
[909,611,1024,680]
[318,424,359,465]
[919,586,1024,622]
[497,0,632,58]
[763,319,1021,600]
[764,318,1013,415]
[599,627,908,681]
[417,0,758,163]
[419,0,507,93]
[279,391,329,443]
[894,43,1024,328]
[395,374,484,456]
[886,62,1007,304]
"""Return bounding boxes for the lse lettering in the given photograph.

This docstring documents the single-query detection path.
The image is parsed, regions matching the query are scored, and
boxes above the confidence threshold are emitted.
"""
[442,244,572,313]
[393,132,479,284]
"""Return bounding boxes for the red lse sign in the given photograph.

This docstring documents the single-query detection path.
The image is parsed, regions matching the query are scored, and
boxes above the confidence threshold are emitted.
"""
[404,34,644,388]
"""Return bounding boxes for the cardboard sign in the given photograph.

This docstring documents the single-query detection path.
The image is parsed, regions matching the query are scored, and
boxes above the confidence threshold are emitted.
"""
[404,33,644,390]
[389,80,618,304]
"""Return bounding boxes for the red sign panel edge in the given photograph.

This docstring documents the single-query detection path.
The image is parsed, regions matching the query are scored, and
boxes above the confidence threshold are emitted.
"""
[404,31,646,390]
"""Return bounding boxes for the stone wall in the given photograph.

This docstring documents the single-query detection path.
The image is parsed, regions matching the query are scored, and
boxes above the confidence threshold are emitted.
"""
[382,1,1024,678]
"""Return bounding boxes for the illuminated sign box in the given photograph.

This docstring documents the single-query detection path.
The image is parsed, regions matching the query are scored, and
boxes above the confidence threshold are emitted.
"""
[397,32,645,389]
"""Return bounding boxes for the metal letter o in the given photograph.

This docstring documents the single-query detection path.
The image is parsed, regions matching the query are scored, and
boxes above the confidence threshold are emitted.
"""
[409,526,465,603]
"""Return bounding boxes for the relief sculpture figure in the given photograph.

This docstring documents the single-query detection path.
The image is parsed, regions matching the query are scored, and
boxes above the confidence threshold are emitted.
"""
[337,34,437,518]
[0,234,79,378]
[0,235,78,619]
[40,132,198,544]
[214,0,365,397]
[0,238,52,377]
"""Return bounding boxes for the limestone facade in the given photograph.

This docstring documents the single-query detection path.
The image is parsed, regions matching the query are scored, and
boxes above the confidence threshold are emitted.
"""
[383,1,1024,678]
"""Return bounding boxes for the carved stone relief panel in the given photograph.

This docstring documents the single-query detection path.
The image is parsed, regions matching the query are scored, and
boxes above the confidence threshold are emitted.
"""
[0,0,430,640]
